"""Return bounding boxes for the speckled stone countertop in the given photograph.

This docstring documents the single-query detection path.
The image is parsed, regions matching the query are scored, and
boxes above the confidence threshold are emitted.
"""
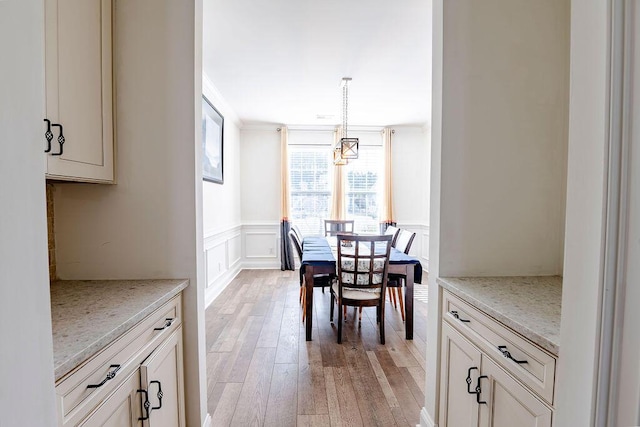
[50,279,188,381]
[437,276,562,355]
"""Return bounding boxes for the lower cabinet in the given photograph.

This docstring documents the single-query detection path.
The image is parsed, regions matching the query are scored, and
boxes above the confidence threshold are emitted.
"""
[55,295,185,427]
[440,323,552,427]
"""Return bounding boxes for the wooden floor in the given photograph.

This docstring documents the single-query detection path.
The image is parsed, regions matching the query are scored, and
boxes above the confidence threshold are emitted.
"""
[205,269,428,427]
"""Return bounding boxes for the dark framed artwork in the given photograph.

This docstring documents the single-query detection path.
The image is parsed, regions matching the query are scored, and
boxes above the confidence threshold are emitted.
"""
[202,95,224,184]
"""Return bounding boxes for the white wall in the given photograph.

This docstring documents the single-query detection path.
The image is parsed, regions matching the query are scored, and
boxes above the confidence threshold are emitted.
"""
[554,3,609,426]
[426,0,569,424]
[0,0,57,424]
[438,0,569,277]
[240,128,282,268]
[53,0,207,425]
[202,76,243,305]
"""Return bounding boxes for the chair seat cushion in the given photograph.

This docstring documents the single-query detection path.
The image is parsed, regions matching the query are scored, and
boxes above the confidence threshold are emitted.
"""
[332,282,381,300]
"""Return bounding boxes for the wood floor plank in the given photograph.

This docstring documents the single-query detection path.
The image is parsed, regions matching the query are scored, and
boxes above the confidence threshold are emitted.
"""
[332,366,364,426]
[264,363,298,427]
[275,307,300,364]
[211,382,243,426]
[366,351,400,408]
[407,366,426,394]
[297,414,332,427]
[210,302,255,352]
[375,349,422,425]
[230,347,276,426]
[323,367,343,427]
[224,315,264,383]
[343,346,397,427]
[297,337,328,415]
[256,300,285,348]
[399,366,425,405]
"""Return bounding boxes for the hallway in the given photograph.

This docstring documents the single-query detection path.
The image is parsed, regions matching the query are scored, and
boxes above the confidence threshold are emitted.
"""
[205,269,427,426]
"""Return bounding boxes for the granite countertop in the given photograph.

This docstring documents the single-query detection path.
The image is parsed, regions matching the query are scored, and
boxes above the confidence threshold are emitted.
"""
[50,279,188,381]
[437,276,562,355]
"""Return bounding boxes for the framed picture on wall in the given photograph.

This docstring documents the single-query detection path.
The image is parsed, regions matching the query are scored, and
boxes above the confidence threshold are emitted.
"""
[202,95,224,184]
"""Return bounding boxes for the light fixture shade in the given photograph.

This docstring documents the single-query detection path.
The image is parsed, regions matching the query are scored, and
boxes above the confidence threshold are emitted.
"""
[333,146,348,165]
[340,137,359,159]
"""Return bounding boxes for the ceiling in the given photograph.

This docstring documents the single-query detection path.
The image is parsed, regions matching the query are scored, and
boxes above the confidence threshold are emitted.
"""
[202,0,432,128]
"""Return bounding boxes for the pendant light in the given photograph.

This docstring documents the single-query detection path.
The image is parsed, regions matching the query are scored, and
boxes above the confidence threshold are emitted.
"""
[333,77,358,165]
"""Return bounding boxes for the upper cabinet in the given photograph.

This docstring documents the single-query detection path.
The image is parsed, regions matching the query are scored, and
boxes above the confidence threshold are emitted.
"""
[44,0,114,183]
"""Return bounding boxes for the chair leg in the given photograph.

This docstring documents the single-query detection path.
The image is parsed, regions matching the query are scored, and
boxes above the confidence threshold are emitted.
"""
[389,287,397,309]
[330,294,334,322]
[299,285,304,305]
[337,301,343,344]
[396,287,405,322]
[379,302,385,345]
[343,305,347,321]
[301,287,306,323]
[358,306,362,325]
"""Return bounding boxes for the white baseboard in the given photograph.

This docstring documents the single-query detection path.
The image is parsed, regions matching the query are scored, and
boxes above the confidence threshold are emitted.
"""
[205,263,241,308]
[420,407,437,427]
[203,413,212,427]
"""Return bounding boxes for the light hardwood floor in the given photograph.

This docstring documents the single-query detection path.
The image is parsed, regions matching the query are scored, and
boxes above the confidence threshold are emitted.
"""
[205,269,428,427]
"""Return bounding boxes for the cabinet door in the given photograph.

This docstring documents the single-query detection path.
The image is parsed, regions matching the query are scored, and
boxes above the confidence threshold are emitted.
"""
[140,327,185,427]
[478,356,552,427]
[79,370,141,427]
[439,322,483,427]
[44,0,114,182]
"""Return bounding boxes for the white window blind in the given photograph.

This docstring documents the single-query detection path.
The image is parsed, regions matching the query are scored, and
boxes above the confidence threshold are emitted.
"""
[289,145,332,236]
[344,145,383,233]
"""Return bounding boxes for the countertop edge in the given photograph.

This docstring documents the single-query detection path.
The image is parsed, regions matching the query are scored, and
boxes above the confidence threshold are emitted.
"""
[54,279,189,382]
[437,278,559,356]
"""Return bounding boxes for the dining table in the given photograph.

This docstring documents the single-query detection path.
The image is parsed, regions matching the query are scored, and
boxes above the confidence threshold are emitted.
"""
[301,235,423,341]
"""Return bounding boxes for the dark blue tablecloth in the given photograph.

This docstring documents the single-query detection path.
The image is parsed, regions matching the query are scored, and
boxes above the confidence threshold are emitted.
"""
[301,236,423,284]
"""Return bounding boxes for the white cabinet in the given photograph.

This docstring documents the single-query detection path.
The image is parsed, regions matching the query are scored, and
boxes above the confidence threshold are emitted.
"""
[439,290,555,427]
[139,329,185,427]
[78,370,141,427]
[55,296,184,427]
[44,0,114,183]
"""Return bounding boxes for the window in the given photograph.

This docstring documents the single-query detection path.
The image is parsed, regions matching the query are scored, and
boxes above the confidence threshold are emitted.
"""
[289,145,332,236]
[344,145,383,233]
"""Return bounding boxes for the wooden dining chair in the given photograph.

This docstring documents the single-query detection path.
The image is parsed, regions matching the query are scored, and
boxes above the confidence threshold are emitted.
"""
[387,228,416,321]
[323,219,355,236]
[288,230,333,322]
[291,223,303,241]
[330,233,393,344]
[384,225,400,246]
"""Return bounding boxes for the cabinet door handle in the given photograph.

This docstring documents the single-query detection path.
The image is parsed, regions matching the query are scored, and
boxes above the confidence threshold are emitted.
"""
[51,123,65,156]
[137,389,150,421]
[87,364,121,388]
[450,310,470,323]
[150,380,163,411]
[475,375,488,404]
[43,119,53,153]
[154,318,175,331]
[497,345,528,364]
[466,367,478,394]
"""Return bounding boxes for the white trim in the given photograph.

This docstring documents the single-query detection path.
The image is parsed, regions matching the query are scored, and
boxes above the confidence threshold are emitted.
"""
[205,264,241,308]
[243,231,278,259]
[596,0,633,424]
[202,73,243,127]
[420,407,437,427]
[203,413,212,427]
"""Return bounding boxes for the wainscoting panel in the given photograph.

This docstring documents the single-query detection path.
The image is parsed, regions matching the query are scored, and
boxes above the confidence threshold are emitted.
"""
[242,223,281,269]
[204,225,242,307]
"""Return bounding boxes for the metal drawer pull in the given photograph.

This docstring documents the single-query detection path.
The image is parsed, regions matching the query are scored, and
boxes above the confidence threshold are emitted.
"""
[154,318,175,331]
[137,389,150,421]
[150,380,163,411]
[450,310,470,323]
[87,364,121,388]
[43,119,53,153]
[498,345,528,364]
[475,375,488,404]
[466,367,478,394]
[51,123,65,156]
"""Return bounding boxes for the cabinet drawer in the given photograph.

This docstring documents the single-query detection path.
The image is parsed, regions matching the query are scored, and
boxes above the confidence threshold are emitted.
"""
[56,296,181,426]
[442,290,556,405]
